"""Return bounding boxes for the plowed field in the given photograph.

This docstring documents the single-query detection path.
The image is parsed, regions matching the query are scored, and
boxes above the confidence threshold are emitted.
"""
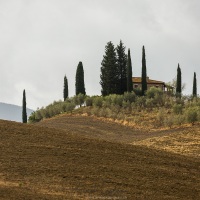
[0,116,200,199]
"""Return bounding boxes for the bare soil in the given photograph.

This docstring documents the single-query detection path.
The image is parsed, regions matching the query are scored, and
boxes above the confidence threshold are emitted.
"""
[0,116,200,199]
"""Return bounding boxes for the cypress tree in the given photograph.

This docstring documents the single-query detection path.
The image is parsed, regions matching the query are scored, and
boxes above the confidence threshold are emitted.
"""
[193,72,197,97]
[100,41,118,96]
[22,89,27,123]
[176,64,182,96]
[127,48,133,92]
[75,61,86,95]
[116,40,127,94]
[141,46,147,95]
[63,75,68,100]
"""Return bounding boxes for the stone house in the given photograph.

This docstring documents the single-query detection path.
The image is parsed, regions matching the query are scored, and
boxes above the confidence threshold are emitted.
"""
[132,77,173,92]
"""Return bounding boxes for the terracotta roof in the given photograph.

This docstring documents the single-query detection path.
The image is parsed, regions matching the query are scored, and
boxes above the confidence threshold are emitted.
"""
[132,77,165,84]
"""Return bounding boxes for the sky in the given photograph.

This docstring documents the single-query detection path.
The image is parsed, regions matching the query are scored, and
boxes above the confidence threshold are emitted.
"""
[0,0,199,110]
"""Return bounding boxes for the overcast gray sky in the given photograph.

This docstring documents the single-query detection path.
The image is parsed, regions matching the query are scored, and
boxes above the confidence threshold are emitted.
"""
[0,0,199,110]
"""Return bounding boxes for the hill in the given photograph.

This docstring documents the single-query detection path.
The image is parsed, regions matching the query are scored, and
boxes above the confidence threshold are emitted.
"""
[0,102,34,122]
[37,114,200,157]
[0,117,200,199]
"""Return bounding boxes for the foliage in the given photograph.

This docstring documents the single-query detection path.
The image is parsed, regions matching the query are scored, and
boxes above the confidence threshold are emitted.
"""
[29,90,200,129]
[73,93,85,107]
[75,61,86,95]
[93,96,103,107]
[141,46,147,95]
[186,108,198,125]
[193,72,197,97]
[176,64,182,96]
[22,89,27,123]
[146,87,163,99]
[123,92,136,103]
[100,41,118,96]
[28,100,76,122]
[127,48,133,92]
[63,75,68,100]
[116,40,127,94]
[85,96,93,106]
[173,104,183,115]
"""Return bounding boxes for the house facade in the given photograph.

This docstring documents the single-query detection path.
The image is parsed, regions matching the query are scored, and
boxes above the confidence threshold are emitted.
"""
[132,77,173,92]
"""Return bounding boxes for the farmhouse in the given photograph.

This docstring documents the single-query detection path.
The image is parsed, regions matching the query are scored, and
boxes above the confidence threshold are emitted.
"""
[132,77,173,92]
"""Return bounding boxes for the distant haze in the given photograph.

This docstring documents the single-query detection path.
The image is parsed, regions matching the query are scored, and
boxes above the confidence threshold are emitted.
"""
[0,0,199,110]
[0,102,34,122]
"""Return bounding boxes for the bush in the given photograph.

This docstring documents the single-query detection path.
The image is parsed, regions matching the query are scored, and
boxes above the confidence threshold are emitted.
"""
[93,96,103,107]
[108,94,123,106]
[133,88,142,96]
[123,92,136,103]
[164,115,174,128]
[135,96,146,108]
[65,102,76,113]
[155,109,165,127]
[85,96,93,106]
[122,100,131,110]
[146,87,163,99]
[174,115,185,125]
[173,104,183,115]
[186,108,198,125]
[73,94,85,107]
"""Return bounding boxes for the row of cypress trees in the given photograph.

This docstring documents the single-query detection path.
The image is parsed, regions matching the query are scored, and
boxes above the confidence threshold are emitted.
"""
[176,64,197,97]
[23,41,198,123]
[63,61,86,101]
[100,40,197,98]
[100,41,148,96]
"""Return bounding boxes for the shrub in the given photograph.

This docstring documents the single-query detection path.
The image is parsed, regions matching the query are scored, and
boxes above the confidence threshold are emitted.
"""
[123,92,136,103]
[164,115,174,128]
[155,109,165,127]
[65,102,76,113]
[91,107,100,116]
[146,87,163,99]
[135,96,146,108]
[85,96,93,106]
[93,96,103,107]
[173,104,183,115]
[186,108,198,125]
[133,88,142,96]
[146,98,154,108]
[174,115,185,125]
[109,94,123,106]
[122,100,131,110]
[73,93,85,107]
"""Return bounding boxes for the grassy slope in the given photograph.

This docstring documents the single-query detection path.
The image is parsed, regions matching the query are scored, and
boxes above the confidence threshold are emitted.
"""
[0,118,200,199]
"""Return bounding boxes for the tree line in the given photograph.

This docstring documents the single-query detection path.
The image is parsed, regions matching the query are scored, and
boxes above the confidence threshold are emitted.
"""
[22,40,198,123]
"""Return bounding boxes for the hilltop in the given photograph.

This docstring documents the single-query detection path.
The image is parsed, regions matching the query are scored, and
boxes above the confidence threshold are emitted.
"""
[0,117,200,199]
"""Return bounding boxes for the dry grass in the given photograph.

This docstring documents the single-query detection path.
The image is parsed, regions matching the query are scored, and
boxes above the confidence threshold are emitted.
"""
[37,114,200,158]
[133,125,200,157]
[0,116,200,199]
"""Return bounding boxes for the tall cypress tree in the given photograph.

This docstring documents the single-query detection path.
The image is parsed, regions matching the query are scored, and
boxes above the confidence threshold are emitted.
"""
[116,40,127,94]
[75,61,86,95]
[141,46,147,95]
[127,48,133,92]
[176,64,182,96]
[193,72,197,97]
[22,89,27,123]
[100,41,118,96]
[63,75,68,100]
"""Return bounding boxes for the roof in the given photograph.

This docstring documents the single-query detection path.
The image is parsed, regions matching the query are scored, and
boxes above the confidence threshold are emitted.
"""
[132,77,165,85]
